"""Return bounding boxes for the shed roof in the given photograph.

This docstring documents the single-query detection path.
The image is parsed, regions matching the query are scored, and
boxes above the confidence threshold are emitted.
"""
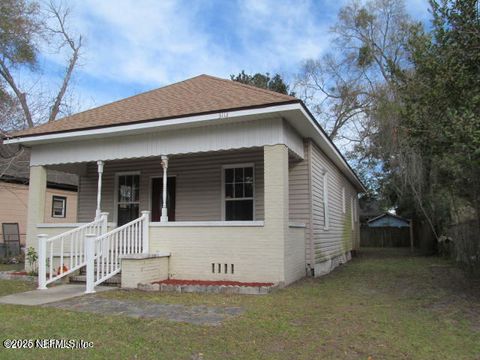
[367,213,411,228]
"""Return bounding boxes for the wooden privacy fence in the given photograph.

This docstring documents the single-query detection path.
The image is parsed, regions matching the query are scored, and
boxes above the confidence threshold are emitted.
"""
[361,226,411,247]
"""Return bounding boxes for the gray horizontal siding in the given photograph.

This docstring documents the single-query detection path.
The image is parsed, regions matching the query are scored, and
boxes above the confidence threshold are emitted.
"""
[288,140,311,265]
[309,141,360,263]
[78,148,264,223]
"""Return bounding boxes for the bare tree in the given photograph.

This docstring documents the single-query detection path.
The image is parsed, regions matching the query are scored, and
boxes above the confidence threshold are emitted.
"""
[0,0,82,131]
[295,0,415,145]
[45,1,82,123]
[0,0,83,178]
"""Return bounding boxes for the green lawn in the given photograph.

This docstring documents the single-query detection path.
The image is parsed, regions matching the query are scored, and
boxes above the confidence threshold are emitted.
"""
[0,248,479,359]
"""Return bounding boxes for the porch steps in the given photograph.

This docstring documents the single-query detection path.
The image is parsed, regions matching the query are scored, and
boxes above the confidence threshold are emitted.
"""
[69,274,121,286]
[69,266,121,287]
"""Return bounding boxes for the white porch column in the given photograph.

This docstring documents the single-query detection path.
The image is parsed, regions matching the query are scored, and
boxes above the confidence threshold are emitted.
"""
[95,160,104,220]
[26,165,47,264]
[141,210,150,253]
[160,155,169,222]
[37,234,48,290]
[84,233,97,294]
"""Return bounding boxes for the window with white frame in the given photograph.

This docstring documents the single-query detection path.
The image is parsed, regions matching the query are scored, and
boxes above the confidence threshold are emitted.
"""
[351,196,354,230]
[354,196,357,222]
[223,165,254,221]
[342,187,346,214]
[323,172,330,229]
[52,196,66,218]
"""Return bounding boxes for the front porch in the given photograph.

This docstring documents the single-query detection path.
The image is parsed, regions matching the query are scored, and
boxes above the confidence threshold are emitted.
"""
[27,145,307,290]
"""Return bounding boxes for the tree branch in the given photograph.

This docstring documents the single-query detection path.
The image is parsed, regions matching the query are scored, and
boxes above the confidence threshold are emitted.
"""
[46,1,82,122]
[0,60,34,128]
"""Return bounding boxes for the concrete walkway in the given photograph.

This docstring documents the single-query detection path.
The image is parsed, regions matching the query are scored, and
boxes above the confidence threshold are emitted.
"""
[44,296,244,326]
[0,285,244,325]
[0,285,114,306]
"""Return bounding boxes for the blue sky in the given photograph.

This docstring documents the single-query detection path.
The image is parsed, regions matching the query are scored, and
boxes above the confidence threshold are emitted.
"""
[38,0,431,112]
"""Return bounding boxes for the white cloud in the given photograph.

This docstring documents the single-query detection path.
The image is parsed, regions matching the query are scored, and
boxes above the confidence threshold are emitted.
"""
[235,0,331,70]
[44,1,334,89]
[38,0,431,110]
[71,0,227,85]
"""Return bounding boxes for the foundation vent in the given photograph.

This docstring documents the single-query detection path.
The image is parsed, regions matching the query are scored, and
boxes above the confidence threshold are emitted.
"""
[211,263,235,274]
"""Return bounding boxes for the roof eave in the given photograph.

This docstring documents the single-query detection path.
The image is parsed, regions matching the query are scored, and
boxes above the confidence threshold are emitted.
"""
[5,101,366,192]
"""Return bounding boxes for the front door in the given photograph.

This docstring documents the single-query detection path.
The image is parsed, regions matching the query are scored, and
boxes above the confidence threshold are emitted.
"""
[117,174,140,226]
[151,177,176,221]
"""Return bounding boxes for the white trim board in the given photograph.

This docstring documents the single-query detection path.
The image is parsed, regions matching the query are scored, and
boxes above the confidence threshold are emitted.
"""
[5,103,302,145]
[37,222,116,228]
[149,221,264,227]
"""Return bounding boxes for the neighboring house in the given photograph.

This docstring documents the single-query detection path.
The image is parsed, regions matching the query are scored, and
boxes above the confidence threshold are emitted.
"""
[0,148,78,247]
[4,75,365,288]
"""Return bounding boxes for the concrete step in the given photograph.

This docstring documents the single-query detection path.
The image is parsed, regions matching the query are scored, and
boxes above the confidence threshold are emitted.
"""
[69,273,121,286]
[79,265,120,275]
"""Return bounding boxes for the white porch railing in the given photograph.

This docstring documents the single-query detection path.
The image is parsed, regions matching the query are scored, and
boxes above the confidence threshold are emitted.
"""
[37,213,108,289]
[85,211,150,293]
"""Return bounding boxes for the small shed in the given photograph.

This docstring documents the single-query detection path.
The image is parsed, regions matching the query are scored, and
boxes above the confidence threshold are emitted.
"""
[368,213,410,228]
[361,213,414,249]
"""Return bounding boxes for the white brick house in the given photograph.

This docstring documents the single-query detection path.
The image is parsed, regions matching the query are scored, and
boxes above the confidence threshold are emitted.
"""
[4,75,365,291]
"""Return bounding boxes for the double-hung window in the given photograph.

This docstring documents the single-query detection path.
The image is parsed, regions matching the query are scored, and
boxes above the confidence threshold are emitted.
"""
[351,197,355,230]
[52,196,67,218]
[224,165,254,221]
[323,172,330,229]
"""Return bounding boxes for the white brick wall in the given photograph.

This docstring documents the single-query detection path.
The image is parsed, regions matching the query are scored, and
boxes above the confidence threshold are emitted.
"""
[149,145,305,285]
[121,256,169,288]
[285,226,306,284]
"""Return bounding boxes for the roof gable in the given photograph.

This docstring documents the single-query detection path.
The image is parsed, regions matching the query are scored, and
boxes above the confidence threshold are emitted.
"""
[9,74,297,138]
